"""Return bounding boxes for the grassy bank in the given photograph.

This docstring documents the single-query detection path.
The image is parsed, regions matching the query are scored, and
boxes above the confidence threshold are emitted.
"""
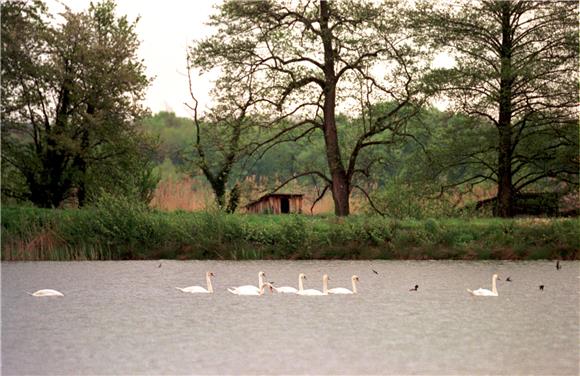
[1,204,578,261]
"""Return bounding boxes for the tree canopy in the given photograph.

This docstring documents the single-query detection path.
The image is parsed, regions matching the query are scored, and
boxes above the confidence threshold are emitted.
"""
[1,0,156,207]
[189,0,427,216]
[414,0,578,217]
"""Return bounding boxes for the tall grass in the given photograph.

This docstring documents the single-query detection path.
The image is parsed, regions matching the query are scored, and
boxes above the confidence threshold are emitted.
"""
[2,205,578,261]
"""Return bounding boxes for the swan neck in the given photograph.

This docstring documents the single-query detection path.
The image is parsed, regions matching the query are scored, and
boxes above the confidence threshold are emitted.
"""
[298,276,304,292]
[206,274,213,293]
[323,277,328,294]
[258,273,264,288]
[352,279,358,294]
[492,276,497,295]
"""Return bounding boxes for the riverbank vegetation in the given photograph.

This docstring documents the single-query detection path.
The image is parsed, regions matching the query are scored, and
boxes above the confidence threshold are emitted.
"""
[2,204,577,261]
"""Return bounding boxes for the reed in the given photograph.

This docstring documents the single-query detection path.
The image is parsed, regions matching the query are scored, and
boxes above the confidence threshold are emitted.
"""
[2,206,578,261]
[150,175,340,214]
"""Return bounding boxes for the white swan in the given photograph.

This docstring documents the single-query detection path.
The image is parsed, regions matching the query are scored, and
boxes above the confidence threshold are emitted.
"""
[228,283,274,296]
[28,289,64,297]
[272,273,301,294]
[296,274,328,296]
[176,271,214,293]
[467,274,499,297]
[228,271,266,294]
[328,275,359,294]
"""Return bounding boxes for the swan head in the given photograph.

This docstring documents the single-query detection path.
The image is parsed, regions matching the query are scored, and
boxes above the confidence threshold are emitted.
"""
[299,273,306,280]
[260,282,274,293]
[259,271,266,278]
[492,274,499,280]
[206,271,215,278]
[352,275,359,282]
[323,274,329,281]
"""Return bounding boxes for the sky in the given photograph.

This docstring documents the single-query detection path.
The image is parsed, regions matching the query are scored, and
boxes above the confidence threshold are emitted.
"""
[46,0,221,117]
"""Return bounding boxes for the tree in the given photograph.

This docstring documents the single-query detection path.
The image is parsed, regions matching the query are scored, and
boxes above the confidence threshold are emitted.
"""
[189,0,425,216]
[1,0,154,207]
[185,64,256,213]
[415,0,578,217]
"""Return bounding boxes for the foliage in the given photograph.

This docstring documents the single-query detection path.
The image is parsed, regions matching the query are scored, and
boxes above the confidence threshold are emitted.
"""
[2,206,577,261]
[1,0,155,208]
[413,0,579,217]
[190,0,428,216]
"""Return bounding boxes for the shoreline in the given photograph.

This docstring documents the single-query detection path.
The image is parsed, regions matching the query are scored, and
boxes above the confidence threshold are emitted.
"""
[2,207,578,261]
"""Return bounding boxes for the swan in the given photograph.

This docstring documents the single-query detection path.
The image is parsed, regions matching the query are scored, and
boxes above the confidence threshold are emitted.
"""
[176,271,214,293]
[467,274,499,297]
[296,274,328,296]
[328,275,359,294]
[28,289,64,297]
[228,283,274,296]
[228,271,266,294]
[272,273,302,294]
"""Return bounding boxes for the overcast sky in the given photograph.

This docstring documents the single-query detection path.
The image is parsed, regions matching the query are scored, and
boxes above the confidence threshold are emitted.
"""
[46,0,221,117]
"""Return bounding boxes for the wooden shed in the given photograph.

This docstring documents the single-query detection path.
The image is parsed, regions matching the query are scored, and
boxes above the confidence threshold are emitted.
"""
[245,193,303,214]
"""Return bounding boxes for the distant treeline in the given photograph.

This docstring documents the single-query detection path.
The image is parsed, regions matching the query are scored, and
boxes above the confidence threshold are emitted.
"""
[2,204,577,261]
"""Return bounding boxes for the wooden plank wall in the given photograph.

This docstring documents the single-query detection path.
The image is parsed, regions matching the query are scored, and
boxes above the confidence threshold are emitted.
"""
[246,196,303,214]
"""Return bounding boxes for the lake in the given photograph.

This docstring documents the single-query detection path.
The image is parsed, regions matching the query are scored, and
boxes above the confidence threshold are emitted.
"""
[2,260,579,375]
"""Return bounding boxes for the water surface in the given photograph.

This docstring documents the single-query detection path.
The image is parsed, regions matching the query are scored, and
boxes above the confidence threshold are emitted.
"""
[2,260,579,375]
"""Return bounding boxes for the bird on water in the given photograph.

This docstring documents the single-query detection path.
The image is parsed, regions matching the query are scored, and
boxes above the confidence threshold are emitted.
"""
[409,285,419,291]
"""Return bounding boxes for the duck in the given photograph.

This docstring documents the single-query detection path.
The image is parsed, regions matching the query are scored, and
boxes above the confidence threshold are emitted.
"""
[327,275,359,294]
[228,283,274,296]
[176,271,214,293]
[296,274,328,296]
[467,274,499,297]
[28,289,64,297]
[228,271,266,294]
[409,284,419,291]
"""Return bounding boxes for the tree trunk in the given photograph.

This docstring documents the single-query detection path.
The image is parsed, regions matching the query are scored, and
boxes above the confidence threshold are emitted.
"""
[320,0,350,216]
[496,2,515,218]
[76,103,95,207]
[30,82,72,208]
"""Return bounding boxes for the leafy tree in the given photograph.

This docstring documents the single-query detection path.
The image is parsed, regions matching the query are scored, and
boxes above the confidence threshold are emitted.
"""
[1,0,155,207]
[190,0,426,216]
[415,0,578,217]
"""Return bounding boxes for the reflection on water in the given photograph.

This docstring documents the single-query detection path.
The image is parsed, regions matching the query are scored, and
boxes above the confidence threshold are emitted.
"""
[2,260,579,375]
